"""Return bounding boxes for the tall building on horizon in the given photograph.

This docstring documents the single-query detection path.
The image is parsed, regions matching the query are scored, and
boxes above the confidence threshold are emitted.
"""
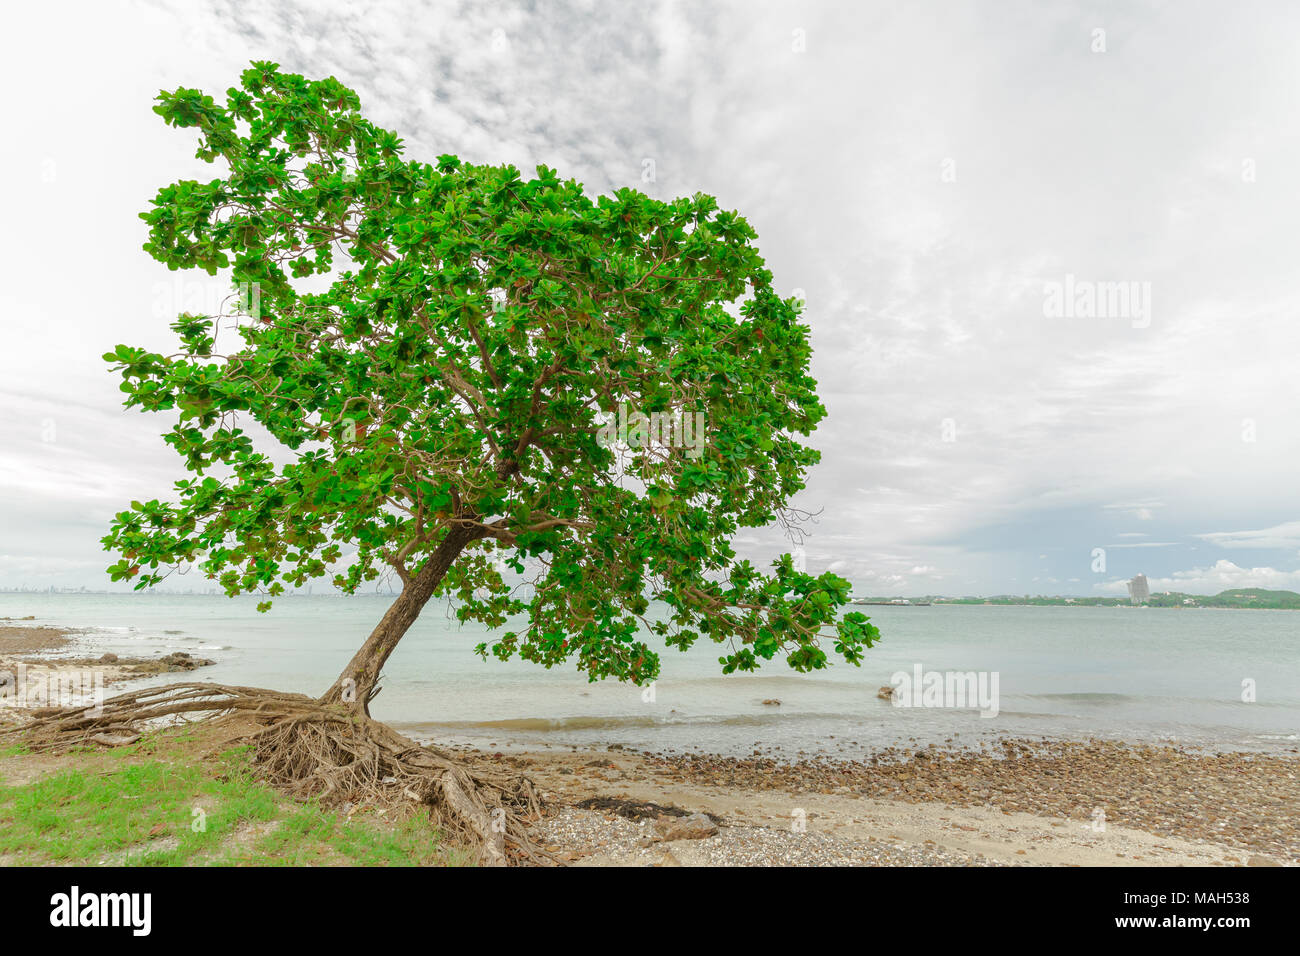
[1127,573,1150,605]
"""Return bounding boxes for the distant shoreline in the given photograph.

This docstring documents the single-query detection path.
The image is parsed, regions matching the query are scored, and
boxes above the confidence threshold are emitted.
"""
[6,586,1298,610]
[852,600,1300,610]
[852,588,1300,611]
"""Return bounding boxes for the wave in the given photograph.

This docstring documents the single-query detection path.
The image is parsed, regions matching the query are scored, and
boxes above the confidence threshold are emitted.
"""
[399,707,1005,734]
[1017,692,1137,703]
[402,711,828,733]
[406,715,679,732]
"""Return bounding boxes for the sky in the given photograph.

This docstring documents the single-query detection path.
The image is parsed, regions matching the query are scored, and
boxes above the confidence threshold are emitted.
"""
[1,0,1298,597]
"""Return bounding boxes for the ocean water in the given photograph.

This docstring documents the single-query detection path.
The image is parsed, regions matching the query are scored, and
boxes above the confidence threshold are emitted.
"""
[2,593,1297,756]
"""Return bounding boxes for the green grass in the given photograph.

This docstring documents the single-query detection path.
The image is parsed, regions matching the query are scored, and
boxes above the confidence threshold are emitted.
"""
[0,742,466,866]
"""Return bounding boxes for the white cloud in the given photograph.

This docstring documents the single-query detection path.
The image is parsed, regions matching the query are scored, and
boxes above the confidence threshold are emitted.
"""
[1099,560,1300,595]
[1104,502,1163,522]
[1196,520,1300,550]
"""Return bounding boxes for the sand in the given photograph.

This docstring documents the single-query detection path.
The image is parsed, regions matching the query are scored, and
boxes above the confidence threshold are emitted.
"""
[496,743,1298,866]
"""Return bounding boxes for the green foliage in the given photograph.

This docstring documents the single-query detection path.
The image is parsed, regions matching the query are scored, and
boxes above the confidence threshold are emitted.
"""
[1210,588,1300,609]
[104,61,880,683]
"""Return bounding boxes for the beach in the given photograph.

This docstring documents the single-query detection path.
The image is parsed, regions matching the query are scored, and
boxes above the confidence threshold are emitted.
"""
[5,714,1293,866]
[2,614,1297,866]
[510,740,1298,866]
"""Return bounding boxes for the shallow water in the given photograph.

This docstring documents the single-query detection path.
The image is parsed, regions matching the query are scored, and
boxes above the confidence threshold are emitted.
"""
[2,593,1296,756]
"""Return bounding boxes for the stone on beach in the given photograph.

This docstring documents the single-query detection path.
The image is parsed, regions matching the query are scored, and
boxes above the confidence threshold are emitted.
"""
[655,812,720,842]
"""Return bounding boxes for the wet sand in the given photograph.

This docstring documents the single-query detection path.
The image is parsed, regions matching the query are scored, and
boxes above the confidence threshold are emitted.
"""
[0,624,214,698]
[0,624,74,656]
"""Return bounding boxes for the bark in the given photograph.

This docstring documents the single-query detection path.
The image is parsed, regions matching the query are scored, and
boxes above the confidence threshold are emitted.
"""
[320,523,479,713]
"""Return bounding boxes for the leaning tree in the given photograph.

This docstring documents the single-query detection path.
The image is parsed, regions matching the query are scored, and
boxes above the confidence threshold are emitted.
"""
[25,62,879,861]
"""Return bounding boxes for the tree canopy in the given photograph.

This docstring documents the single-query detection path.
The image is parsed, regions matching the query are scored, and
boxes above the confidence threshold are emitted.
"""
[103,61,879,689]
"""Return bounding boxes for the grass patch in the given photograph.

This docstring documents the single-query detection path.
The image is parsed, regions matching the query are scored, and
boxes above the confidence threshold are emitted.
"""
[0,736,466,866]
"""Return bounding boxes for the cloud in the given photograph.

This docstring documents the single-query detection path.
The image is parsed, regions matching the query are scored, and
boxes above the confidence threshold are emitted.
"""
[1196,520,1300,550]
[1098,560,1300,595]
[1103,502,1163,522]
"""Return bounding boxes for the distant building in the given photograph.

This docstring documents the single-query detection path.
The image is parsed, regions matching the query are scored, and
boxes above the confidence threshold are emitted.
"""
[1127,573,1150,605]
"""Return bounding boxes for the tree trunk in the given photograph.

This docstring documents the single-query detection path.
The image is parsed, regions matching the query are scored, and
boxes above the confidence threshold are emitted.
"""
[320,524,479,714]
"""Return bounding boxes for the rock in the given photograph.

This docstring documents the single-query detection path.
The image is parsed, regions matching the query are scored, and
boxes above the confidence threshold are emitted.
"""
[877,685,896,701]
[762,699,781,706]
[657,812,719,842]
[98,653,119,663]
[1247,855,1280,867]
[131,651,215,674]
[654,850,682,867]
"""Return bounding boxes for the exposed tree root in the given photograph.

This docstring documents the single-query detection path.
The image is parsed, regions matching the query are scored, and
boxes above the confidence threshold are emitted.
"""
[1,682,549,866]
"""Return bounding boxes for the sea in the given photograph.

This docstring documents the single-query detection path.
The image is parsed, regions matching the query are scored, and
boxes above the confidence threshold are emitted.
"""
[2,593,1296,757]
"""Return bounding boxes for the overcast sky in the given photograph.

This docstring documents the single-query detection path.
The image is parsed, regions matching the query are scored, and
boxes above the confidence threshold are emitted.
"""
[2,0,1298,596]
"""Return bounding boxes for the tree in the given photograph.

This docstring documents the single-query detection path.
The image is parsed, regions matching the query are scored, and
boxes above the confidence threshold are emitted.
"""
[61,62,880,860]
[103,60,878,708]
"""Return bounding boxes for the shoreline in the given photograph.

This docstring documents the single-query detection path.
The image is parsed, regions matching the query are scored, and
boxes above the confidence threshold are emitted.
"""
[501,739,1298,866]
[0,624,215,701]
[2,622,1296,866]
